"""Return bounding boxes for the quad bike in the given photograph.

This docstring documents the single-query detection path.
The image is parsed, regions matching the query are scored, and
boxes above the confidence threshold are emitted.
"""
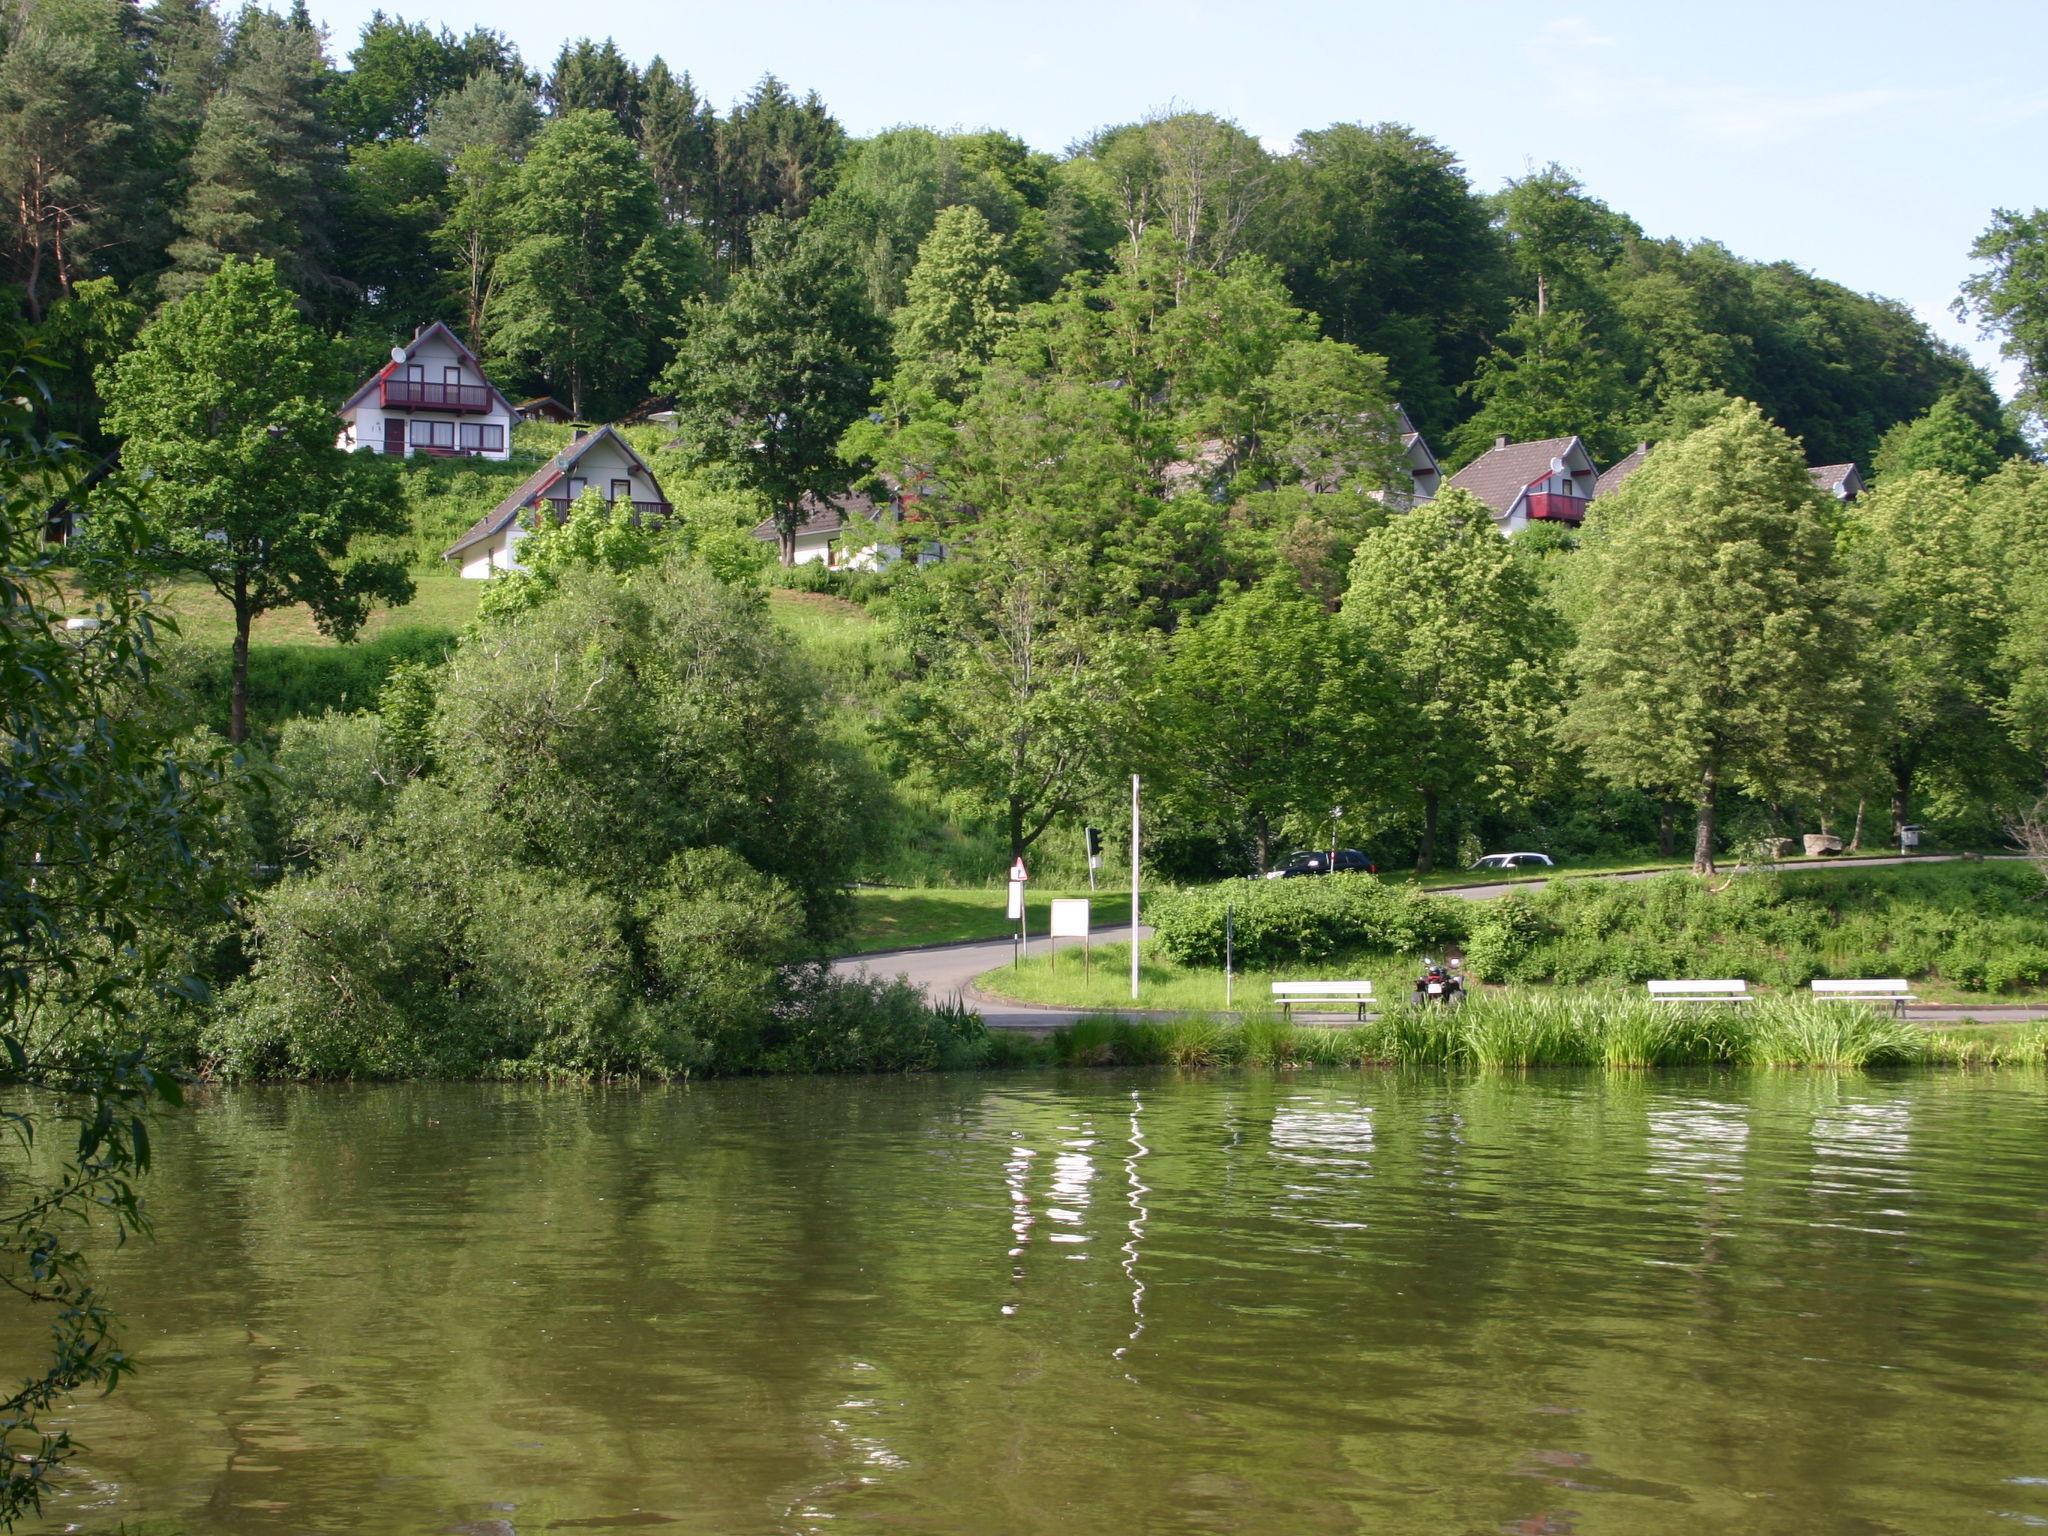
[1410,959,1465,1009]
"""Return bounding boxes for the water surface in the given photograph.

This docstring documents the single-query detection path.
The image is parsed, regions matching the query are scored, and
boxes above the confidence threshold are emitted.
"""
[13,1070,2048,1535]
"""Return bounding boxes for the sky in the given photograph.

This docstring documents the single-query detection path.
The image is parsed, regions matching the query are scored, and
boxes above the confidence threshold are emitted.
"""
[311,0,2047,396]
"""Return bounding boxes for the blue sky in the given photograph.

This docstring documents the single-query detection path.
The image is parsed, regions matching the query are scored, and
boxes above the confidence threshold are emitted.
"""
[314,0,2045,394]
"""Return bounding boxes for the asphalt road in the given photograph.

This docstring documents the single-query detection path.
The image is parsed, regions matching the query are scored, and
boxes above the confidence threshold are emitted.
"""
[830,855,2047,1030]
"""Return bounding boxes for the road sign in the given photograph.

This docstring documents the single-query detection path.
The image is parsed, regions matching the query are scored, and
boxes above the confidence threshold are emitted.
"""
[1049,899,1090,938]
[1006,881,1024,920]
[1010,857,1029,883]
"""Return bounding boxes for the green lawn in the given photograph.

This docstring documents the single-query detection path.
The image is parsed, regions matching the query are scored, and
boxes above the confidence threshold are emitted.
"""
[95,572,486,649]
[840,887,1130,954]
[1407,848,1956,890]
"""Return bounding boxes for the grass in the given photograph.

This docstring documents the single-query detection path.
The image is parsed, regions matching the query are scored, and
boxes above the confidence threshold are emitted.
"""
[840,887,1129,954]
[1405,848,1977,890]
[981,1001,2048,1073]
[986,939,1419,1013]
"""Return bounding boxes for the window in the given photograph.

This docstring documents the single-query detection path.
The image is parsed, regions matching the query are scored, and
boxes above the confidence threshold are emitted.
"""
[566,477,586,500]
[458,423,504,452]
[443,366,461,386]
[611,479,631,503]
[409,419,454,448]
[406,363,424,382]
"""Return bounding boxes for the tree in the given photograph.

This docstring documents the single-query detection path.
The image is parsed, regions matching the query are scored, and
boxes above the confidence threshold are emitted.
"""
[0,321,240,1528]
[432,141,514,352]
[1560,402,1869,872]
[163,6,344,310]
[1838,469,2009,839]
[0,0,147,321]
[879,565,1146,861]
[334,137,447,332]
[711,75,843,264]
[638,56,715,226]
[99,258,412,742]
[1957,207,2048,444]
[1871,391,2005,483]
[422,69,539,163]
[1449,305,1632,465]
[331,14,524,145]
[489,110,694,419]
[1492,163,1636,318]
[544,36,641,137]
[664,217,884,563]
[889,204,1017,399]
[1148,576,1359,872]
[1342,489,1563,872]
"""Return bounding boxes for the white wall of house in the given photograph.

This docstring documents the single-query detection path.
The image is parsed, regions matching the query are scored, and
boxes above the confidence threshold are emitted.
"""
[541,438,662,510]
[456,524,528,580]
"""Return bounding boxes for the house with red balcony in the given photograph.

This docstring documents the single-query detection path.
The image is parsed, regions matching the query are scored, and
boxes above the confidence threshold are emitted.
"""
[1447,435,1600,534]
[337,321,518,462]
[441,425,671,578]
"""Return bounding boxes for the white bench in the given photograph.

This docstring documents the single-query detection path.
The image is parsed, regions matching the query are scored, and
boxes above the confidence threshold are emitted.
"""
[1647,979,1752,1004]
[1811,978,1919,1015]
[1272,980,1376,1022]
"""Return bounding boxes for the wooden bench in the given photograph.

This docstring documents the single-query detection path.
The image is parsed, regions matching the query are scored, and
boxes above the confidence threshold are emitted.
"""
[1810,978,1919,1015]
[1646,979,1752,1004]
[1272,980,1376,1022]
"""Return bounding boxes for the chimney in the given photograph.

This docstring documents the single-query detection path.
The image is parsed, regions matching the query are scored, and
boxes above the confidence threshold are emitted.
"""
[1494,435,1508,451]
[1638,441,1649,454]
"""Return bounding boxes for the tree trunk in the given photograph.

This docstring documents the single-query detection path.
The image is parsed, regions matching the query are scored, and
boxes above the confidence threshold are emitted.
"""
[1253,811,1271,876]
[1890,763,1912,848]
[1007,797,1026,861]
[229,599,252,746]
[1415,790,1438,874]
[1849,798,1866,852]
[1657,801,1676,859]
[1692,769,1717,875]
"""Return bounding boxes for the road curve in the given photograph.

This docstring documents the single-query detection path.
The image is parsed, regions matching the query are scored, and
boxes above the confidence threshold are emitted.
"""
[831,854,2043,1029]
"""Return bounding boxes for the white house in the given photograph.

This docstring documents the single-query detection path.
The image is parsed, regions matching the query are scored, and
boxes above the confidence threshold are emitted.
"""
[1380,404,1442,508]
[1809,462,1865,502]
[441,425,671,579]
[337,320,517,462]
[751,490,944,571]
[1446,435,1600,534]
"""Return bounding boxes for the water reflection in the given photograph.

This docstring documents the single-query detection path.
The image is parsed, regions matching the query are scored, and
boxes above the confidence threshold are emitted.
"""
[4,1073,2045,1535]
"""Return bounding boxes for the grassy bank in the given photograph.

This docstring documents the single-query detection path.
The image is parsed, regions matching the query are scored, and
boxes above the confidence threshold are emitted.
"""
[841,888,1129,953]
[1005,998,2048,1072]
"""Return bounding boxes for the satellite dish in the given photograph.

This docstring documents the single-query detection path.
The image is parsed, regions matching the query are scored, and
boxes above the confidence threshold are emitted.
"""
[1549,456,1566,475]
[390,346,407,365]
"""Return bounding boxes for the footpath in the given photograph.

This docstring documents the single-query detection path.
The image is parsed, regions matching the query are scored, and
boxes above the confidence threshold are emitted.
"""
[829,855,2048,1032]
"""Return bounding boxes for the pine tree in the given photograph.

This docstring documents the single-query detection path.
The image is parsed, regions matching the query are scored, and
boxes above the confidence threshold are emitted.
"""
[424,70,539,163]
[712,76,843,265]
[544,37,641,137]
[638,56,715,226]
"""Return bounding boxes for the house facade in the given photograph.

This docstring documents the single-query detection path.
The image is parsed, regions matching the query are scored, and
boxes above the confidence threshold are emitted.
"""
[1447,435,1600,534]
[752,490,941,571]
[1384,405,1442,508]
[442,426,671,579]
[337,321,517,462]
[1809,462,1864,502]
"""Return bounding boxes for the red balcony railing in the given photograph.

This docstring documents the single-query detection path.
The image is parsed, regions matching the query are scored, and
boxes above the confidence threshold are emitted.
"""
[381,377,493,412]
[1524,491,1588,524]
[541,496,671,520]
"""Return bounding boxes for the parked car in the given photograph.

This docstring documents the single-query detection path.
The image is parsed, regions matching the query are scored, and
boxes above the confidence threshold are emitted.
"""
[1265,848,1379,879]
[1469,852,1556,872]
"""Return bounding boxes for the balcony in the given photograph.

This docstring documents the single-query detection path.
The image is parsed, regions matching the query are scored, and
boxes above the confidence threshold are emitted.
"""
[541,496,671,520]
[381,377,493,413]
[1524,491,1588,524]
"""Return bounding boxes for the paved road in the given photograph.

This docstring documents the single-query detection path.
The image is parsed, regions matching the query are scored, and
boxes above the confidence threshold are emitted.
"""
[832,855,2045,1030]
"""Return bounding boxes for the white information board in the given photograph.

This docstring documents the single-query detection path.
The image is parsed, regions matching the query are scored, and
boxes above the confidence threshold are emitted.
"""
[1049,899,1091,939]
[1007,881,1025,920]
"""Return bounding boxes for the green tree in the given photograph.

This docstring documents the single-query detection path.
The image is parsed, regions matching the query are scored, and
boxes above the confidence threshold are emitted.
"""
[331,13,524,144]
[0,0,147,321]
[0,323,240,1528]
[1871,391,2004,483]
[637,56,716,226]
[163,6,344,310]
[1342,489,1563,872]
[1838,469,2009,838]
[1560,402,1869,872]
[422,68,539,162]
[1957,206,2048,443]
[100,257,412,742]
[543,36,641,137]
[1493,163,1636,319]
[664,217,884,563]
[1148,576,1359,872]
[489,110,695,418]
[889,204,1017,399]
[334,137,447,331]
[431,140,515,352]
[1449,305,1632,465]
[711,75,843,265]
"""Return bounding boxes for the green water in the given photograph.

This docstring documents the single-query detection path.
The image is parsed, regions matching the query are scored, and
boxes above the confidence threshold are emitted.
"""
[12,1071,2048,1535]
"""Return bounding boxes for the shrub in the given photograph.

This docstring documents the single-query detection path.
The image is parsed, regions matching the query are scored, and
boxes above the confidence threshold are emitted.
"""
[754,967,988,1074]
[1148,876,1467,968]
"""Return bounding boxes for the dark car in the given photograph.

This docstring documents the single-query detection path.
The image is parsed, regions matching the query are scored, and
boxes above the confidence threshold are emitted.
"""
[1266,848,1378,879]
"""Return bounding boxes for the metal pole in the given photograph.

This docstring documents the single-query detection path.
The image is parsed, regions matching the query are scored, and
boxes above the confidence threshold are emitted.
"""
[1225,902,1234,1011]
[1130,775,1141,1002]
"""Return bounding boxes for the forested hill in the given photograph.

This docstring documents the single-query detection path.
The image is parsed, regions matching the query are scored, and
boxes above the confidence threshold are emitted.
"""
[4,3,2013,470]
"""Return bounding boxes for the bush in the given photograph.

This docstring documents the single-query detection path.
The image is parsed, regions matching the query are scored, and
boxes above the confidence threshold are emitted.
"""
[753,967,989,1074]
[1148,876,1468,968]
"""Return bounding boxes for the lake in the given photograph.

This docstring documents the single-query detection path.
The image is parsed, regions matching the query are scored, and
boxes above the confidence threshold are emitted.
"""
[13,1070,2048,1534]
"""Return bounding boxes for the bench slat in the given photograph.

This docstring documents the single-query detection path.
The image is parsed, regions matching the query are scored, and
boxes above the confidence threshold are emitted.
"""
[1810,980,1913,993]
[1271,981,1375,997]
[1646,980,1749,994]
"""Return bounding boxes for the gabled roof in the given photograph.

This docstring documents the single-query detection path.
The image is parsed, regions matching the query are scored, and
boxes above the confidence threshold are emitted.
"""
[1395,404,1440,482]
[1595,442,1650,498]
[342,320,518,417]
[1447,436,1595,516]
[751,490,883,543]
[515,395,572,420]
[1809,462,1863,499]
[441,425,666,559]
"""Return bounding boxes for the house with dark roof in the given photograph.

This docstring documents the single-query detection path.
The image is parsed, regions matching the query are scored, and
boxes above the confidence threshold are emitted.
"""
[1595,442,1651,499]
[1386,405,1442,508]
[1809,462,1864,502]
[751,489,941,571]
[442,426,671,579]
[514,395,573,425]
[1447,435,1600,533]
[337,321,518,462]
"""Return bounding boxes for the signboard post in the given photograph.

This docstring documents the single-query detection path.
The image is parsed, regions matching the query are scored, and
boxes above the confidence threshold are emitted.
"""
[1050,898,1091,976]
[1009,857,1029,964]
[1224,902,1234,1011]
[1130,776,1141,1002]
